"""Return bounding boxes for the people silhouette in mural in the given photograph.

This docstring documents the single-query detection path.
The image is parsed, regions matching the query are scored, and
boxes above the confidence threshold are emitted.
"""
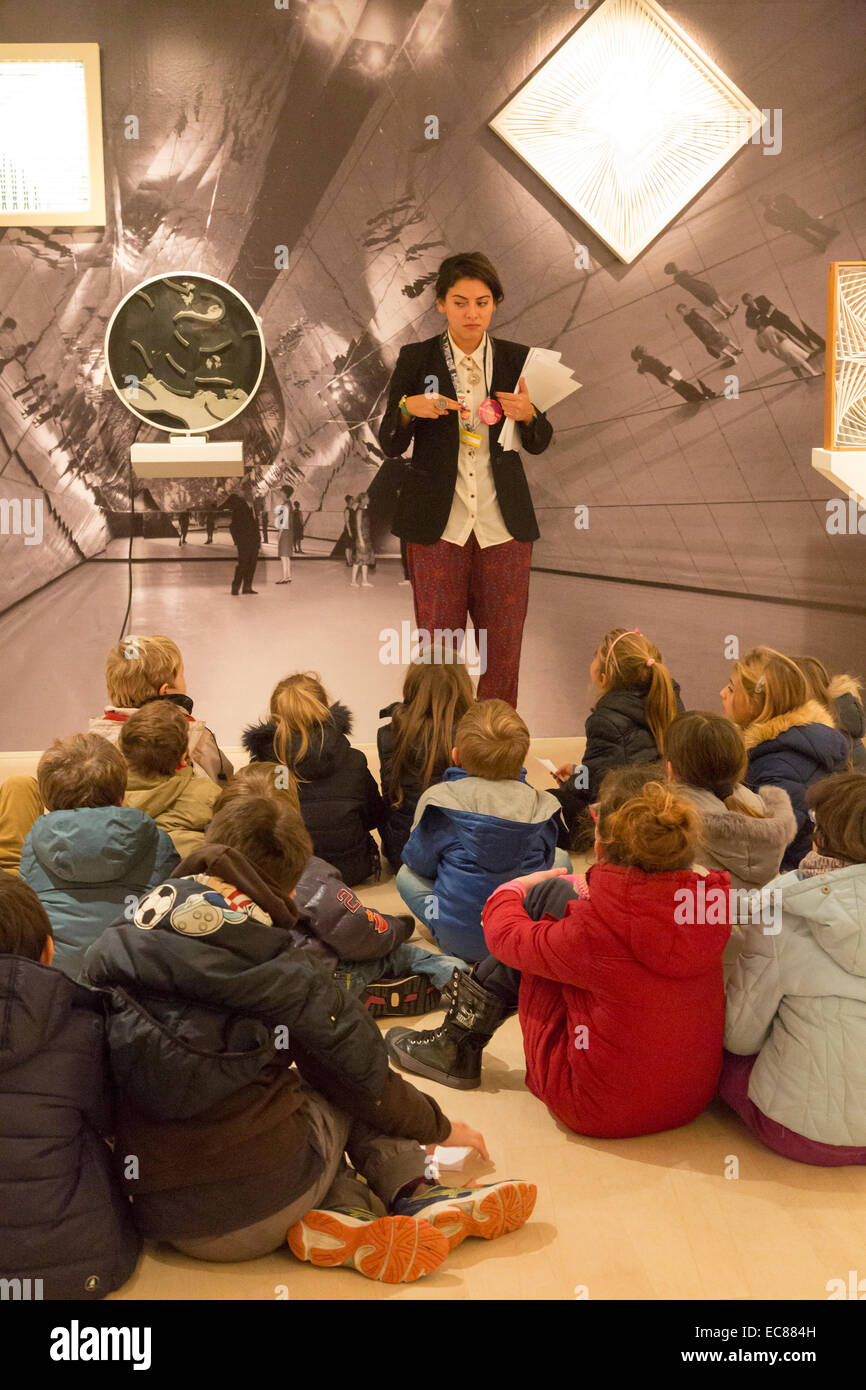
[663,263,737,318]
[223,491,260,595]
[378,251,555,708]
[631,347,716,403]
[758,192,840,249]
[176,511,190,547]
[741,293,825,354]
[675,304,742,365]
[276,486,293,585]
[349,494,375,588]
[342,495,354,566]
[755,322,820,378]
[291,501,305,555]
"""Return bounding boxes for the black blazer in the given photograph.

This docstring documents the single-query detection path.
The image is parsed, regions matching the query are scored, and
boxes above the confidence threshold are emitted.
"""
[378,334,553,544]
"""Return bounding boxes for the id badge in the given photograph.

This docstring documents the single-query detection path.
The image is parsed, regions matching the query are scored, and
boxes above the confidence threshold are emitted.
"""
[459,428,483,448]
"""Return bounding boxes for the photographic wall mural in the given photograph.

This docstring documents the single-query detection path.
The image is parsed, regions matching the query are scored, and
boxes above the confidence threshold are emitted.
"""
[0,0,865,616]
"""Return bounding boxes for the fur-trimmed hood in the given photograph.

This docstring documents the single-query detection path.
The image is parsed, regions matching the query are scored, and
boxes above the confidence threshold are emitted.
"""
[679,783,797,890]
[242,701,353,778]
[743,699,836,749]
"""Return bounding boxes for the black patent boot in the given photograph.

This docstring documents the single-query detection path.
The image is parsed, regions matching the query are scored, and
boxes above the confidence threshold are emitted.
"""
[385,968,514,1090]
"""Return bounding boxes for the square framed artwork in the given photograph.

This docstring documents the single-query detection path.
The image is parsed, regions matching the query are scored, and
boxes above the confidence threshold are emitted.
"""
[825,262,866,450]
[0,43,105,227]
[489,0,763,263]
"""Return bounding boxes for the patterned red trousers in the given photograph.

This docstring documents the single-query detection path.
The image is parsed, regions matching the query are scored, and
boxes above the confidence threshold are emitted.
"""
[406,534,532,709]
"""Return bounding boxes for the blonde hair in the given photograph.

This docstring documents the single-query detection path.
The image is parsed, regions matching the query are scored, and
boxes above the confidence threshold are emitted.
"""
[597,628,678,753]
[268,672,332,772]
[38,733,127,811]
[598,780,700,872]
[105,635,183,707]
[454,699,529,781]
[733,646,808,724]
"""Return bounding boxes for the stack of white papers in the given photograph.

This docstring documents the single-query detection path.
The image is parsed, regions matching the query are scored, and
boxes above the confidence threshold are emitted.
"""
[500,346,580,451]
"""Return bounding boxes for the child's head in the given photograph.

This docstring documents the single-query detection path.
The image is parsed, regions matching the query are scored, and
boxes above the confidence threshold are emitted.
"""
[664,711,746,797]
[204,796,312,895]
[0,877,54,964]
[37,734,127,811]
[119,701,189,777]
[722,646,808,728]
[592,628,678,754]
[597,778,700,873]
[390,660,475,801]
[793,655,832,706]
[105,635,185,707]
[806,772,866,864]
[453,699,529,781]
[212,761,301,816]
[268,672,331,769]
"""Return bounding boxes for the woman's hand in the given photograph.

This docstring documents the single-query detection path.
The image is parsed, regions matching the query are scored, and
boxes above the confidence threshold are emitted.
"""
[403,393,460,420]
[553,762,575,784]
[495,376,535,422]
[437,1122,489,1160]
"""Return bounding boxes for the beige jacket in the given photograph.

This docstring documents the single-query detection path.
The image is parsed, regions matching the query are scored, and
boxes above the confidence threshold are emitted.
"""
[124,767,221,859]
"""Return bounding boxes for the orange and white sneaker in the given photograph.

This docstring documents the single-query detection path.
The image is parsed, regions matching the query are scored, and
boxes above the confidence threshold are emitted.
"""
[392,1179,537,1251]
[287,1206,449,1283]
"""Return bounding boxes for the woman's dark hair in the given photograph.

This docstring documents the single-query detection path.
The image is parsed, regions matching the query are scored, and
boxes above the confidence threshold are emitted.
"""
[664,711,763,817]
[0,877,53,960]
[435,252,504,305]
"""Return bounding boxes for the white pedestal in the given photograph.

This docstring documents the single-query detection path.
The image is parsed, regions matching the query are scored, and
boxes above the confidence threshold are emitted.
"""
[131,436,244,478]
[811,448,866,507]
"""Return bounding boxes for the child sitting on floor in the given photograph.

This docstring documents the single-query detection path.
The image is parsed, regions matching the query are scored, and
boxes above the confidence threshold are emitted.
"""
[90,634,233,783]
[552,627,684,848]
[120,702,221,858]
[378,660,475,874]
[243,672,384,886]
[390,771,731,1135]
[80,795,536,1283]
[19,734,178,977]
[209,763,468,1016]
[396,699,566,963]
[794,655,866,769]
[721,771,866,1165]
[0,876,140,1298]
[721,647,850,870]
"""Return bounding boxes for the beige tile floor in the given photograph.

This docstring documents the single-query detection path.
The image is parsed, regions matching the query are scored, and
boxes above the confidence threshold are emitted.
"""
[93,743,865,1303]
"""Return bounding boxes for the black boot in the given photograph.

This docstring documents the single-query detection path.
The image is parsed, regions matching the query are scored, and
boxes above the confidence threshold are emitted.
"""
[385,969,514,1090]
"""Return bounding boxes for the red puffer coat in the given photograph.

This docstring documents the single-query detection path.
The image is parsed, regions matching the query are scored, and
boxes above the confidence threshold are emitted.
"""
[482,862,731,1138]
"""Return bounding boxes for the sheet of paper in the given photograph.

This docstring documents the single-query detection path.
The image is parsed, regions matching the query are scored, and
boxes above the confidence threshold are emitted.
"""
[500,347,580,450]
[536,757,559,775]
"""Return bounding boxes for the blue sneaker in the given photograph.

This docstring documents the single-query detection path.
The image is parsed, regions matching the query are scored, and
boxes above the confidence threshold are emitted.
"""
[392,1179,537,1251]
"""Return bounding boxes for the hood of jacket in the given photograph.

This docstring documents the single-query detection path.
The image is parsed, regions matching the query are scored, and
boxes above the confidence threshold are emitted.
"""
[0,955,95,1074]
[829,680,865,741]
[420,767,561,872]
[25,806,163,885]
[743,700,840,754]
[242,701,353,779]
[679,784,797,885]
[776,863,866,977]
[125,766,196,818]
[586,860,731,977]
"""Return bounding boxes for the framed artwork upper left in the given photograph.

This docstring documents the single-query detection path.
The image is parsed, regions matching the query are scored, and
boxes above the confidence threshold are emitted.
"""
[0,43,105,227]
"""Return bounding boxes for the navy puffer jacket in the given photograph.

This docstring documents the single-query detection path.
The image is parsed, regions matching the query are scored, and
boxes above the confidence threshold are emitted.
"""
[744,701,851,870]
[0,956,140,1299]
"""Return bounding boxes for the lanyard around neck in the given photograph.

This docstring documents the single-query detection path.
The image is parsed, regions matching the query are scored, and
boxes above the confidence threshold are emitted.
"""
[441,330,491,404]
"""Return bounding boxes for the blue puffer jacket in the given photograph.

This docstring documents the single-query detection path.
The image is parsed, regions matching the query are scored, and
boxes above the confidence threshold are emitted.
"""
[401,767,562,961]
[743,701,851,870]
[0,955,140,1298]
[19,807,179,978]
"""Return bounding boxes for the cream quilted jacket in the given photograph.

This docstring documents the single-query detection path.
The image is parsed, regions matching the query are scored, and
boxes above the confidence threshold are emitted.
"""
[724,863,866,1146]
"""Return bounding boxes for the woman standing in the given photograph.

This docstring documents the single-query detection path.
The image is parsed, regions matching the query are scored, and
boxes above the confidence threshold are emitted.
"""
[378,251,553,707]
[277,486,293,585]
[349,492,374,588]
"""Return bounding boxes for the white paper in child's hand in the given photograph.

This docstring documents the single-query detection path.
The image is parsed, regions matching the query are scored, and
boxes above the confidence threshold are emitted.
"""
[434,1145,476,1169]
[537,758,558,774]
